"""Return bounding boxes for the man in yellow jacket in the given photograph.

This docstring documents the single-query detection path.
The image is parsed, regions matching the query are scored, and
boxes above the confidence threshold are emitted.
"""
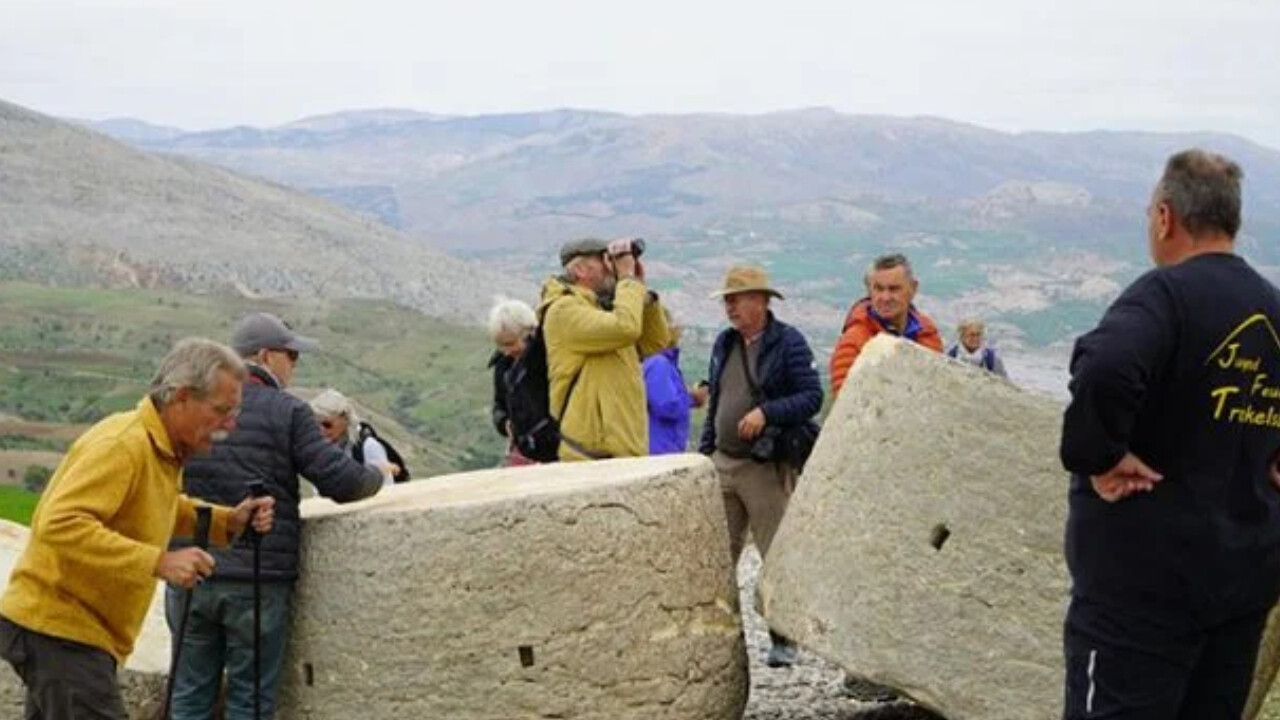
[0,338,275,720]
[541,237,670,460]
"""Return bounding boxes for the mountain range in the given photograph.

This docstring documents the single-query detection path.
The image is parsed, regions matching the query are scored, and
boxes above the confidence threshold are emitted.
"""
[91,107,1280,257]
[84,106,1280,388]
[10,98,1280,393]
[1,99,529,325]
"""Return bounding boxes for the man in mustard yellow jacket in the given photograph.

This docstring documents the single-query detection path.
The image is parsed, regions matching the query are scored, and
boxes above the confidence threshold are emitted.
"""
[0,338,275,720]
[542,237,670,460]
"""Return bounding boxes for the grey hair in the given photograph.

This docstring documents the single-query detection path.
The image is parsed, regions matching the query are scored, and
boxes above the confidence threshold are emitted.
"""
[865,252,916,287]
[149,338,246,408]
[310,388,359,443]
[487,297,538,339]
[957,317,986,335]
[1154,149,1244,239]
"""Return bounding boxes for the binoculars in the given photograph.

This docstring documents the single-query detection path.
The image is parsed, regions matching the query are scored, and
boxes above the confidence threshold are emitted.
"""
[612,238,646,259]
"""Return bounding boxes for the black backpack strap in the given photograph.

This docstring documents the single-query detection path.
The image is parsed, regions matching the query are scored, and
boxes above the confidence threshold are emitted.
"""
[537,288,584,422]
[356,421,410,483]
[351,422,372,463]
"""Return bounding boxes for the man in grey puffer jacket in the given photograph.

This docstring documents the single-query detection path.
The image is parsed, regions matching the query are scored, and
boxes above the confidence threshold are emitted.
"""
[166,312,384,720]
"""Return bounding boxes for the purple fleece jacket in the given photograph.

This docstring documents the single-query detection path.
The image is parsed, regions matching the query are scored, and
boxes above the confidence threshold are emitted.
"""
[643,347,692,454]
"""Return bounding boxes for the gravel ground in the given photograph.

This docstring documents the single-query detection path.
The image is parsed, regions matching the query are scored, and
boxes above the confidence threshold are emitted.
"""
[737,548,946,720]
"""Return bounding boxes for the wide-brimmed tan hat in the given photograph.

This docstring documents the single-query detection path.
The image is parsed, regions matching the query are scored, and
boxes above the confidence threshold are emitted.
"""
[709,265,785,299]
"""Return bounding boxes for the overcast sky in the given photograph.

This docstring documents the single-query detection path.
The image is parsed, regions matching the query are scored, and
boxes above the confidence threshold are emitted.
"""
[3,0,1277,148]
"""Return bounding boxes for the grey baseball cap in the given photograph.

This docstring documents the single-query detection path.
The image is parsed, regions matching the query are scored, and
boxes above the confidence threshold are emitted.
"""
[231,312,318,355]
[558,237,609,267]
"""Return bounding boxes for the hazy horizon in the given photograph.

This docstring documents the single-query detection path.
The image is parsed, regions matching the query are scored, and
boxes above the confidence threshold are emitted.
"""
[4,0,1278,148]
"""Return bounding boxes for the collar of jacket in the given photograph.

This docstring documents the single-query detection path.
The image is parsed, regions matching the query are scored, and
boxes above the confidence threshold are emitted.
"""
[246,362,282,389]
[721,311,783,354]
[138,394,180,466]
[867,303,924,340]
[537,276,583,317]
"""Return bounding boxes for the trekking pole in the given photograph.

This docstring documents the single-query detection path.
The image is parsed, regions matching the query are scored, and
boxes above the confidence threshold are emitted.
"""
[161,506,212,720]
[246,480,268,720]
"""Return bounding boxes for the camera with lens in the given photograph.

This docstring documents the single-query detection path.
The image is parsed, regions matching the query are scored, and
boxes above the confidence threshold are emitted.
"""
[749,425,783,464]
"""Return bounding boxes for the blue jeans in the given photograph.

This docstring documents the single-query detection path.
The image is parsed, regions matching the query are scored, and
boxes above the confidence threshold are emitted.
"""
[165,581,293,720]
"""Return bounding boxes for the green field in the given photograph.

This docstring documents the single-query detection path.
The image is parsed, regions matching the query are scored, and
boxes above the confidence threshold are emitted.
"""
[0,486,39,525]
[0,282,506,481]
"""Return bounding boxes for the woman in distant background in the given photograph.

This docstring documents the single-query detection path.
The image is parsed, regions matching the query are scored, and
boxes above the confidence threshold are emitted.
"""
[946,318,1008,378]
[487,297,554,465]
[310,388,401,485]
[643,310,708,454]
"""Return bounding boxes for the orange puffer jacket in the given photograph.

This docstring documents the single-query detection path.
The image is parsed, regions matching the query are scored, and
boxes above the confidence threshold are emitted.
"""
[829,298,943,396]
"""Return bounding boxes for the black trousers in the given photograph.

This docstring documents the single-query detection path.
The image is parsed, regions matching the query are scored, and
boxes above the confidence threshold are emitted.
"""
[0,616,129,720]
[1063,596,1268,720]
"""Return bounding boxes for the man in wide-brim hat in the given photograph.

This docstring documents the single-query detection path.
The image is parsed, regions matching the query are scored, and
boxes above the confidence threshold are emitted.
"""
[709,265,786,301]
[699,264,823,669]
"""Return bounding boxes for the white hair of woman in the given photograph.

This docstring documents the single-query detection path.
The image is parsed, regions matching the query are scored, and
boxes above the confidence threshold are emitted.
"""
[487,297,538,340]
[310,388,359,445]
[310,388,399,486]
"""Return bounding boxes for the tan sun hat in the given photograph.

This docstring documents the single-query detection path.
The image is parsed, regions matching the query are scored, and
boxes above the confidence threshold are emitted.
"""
[709,265,785,300]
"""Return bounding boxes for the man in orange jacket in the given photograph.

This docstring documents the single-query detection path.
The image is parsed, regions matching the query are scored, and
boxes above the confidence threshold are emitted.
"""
[829,253,943,396]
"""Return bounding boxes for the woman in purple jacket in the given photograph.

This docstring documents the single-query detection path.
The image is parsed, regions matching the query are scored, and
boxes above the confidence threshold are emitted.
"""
[643,315,708,454]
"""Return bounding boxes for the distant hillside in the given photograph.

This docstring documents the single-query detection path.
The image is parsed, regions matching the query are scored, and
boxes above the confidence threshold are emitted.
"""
[84,106,1280,367]
[1,99,533,325]
[102,107,1280,255]
[74,116,186,142]
[50,104,1280,386]
[0,282,508,477]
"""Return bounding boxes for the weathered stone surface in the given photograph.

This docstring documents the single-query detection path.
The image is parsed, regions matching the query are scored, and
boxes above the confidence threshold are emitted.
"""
[0,520,169,719]
[759,335,1068,720]
[1246,600,1280,719]
[280,454,747,720]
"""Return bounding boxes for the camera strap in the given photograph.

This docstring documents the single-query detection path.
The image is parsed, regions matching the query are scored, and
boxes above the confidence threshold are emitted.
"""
[738,335,765,404]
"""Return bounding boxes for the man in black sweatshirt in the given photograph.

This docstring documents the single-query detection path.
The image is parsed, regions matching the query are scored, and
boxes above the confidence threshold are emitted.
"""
[1060,149,1280,719]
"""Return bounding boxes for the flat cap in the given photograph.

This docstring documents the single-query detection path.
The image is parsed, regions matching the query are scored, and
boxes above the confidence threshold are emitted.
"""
[558,238,609,267]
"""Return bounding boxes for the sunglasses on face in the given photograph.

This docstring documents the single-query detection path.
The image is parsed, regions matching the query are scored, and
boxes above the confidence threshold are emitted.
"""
[274,348,299,363]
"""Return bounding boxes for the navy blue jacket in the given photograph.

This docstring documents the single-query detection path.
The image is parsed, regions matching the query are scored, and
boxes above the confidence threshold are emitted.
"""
[174,364,383,582]
[699,313,823,455]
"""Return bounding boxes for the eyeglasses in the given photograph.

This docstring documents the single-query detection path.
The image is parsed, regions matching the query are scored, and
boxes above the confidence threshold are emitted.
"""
[210,402,241,420]
[274,348,299,363]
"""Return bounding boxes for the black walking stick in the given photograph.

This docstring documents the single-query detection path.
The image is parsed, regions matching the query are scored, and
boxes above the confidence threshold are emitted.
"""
[246,480,268,720]
[160,505,212,720]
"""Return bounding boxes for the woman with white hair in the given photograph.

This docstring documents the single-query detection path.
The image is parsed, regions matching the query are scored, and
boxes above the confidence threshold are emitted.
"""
[487,297,557,464]
[946,318,1008,378]
[309,389,401,486]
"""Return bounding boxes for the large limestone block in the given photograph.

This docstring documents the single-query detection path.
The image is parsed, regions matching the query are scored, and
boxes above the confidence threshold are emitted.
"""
[281,454,747,720]
[1246,601,1280,719]
[0,519,170,719]
[759,335,1068,720]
